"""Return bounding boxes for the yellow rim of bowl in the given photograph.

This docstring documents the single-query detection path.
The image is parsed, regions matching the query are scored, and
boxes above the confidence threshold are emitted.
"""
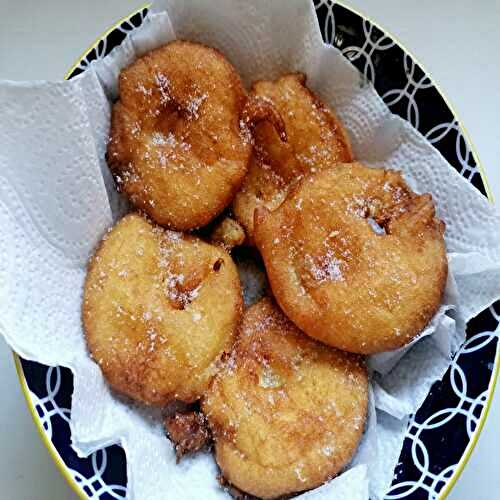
[12,7,149,499]
[13,355,88,500]
[13,1,498,499]
[330,4,499,496]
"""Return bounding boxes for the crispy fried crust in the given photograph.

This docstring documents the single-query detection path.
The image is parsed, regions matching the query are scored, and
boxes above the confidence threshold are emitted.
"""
[165,411,211,462]
[203,298,368,499]
[217,475,261,500]
[233,73,353,243]
[107,40,252,230]
[210,216,246,251]
[83,213,243,405]
[254,162,448,354]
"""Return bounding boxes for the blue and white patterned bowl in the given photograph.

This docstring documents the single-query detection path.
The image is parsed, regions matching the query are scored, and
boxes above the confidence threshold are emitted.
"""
[15,2,499,499]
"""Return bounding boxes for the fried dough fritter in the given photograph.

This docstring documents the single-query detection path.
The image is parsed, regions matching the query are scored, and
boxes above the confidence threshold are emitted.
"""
[217,475,260,500]
[165,411,211,462]
[232,153,289,246]
[108,41,252,230]
[233,73,353,243]
[83,213,242,406]
[254,162,448,354]
[203,298,368,499]
[210,216,246,250]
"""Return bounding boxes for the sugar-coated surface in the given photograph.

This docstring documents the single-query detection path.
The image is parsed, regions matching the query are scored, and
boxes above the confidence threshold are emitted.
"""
[108,40,252,230]
[233,73,353,243]
[203,298,368,499]
[83,213,243,405]
[255,162,448,354]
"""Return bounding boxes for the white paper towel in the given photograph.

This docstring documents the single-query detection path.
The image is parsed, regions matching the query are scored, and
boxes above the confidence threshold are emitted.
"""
[1,1,500,499]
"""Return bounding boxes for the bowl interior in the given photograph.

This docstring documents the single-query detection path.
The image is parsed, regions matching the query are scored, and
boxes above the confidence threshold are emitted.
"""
[17,2,499,499]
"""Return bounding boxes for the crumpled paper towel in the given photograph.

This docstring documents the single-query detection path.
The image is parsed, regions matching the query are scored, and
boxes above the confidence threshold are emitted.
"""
[1,0,500,499]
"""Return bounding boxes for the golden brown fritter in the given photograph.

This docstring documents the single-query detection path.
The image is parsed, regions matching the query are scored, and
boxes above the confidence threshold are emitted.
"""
[210,216,246,250]
[108,41,252,230]
[83,213,242,406]
[217,475,260,500]
[232,153,289,246]
[233,73,353,243]
[254,162,448,354]
[165,411,211,462]
[203,298,368,499]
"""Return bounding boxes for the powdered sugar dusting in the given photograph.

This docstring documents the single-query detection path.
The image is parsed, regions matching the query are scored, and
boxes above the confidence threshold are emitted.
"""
[151,132,168,146]
[136,83,152,96]
[259,365,282,389]
[154,72,171,105]
[185,93,208,119]
[306,250,344,283]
